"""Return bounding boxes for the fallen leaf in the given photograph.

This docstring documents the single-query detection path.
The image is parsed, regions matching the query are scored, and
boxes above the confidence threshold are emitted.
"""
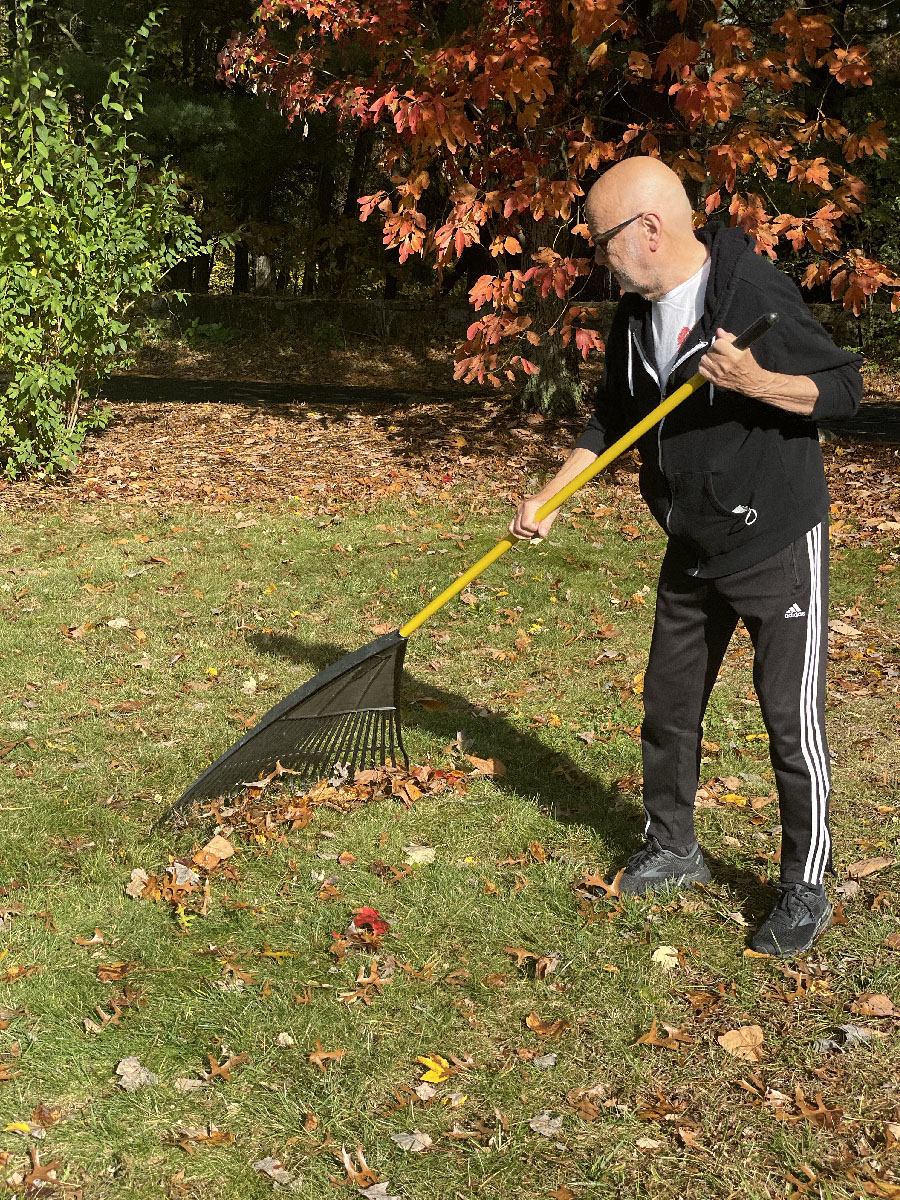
[191,835,235,871]
[276,1032,295,1047]
[636,1019,693,1051]
[115,1057,158,1091]
[417,1054,451,1084]
[814,1023,887,1053]
[836,879,861,899]
[529,1111,563,1138]
[403,844,435,865]
[465,754,506,778]
[359,1185,401,1200]
[389,1130,432,1152]
[651,946,681,972]
[73,928,104,946]
[124,868,150,899]
[636,1137,664,1151]
[309,1042,347,1072]
[846,857,894,880]
[718,1026,765,1062]
[96,961,134,982]
[533,1053,557,1071]
[525,1012,570,1039]
[849,992,895,1017]
[252,1156,293,1186]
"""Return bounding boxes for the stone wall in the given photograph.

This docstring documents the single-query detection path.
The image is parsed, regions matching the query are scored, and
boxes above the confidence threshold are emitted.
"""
[153,293,864,350]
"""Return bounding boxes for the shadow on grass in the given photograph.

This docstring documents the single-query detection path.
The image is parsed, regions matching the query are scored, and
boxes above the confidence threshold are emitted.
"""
[246,630,640,862]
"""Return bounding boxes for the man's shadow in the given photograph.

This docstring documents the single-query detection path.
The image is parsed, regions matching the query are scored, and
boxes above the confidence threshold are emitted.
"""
[246,631,639,861]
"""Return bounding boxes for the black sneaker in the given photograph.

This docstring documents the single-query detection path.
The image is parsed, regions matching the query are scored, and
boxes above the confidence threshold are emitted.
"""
[750,883,833,958]
[613,836,711,896]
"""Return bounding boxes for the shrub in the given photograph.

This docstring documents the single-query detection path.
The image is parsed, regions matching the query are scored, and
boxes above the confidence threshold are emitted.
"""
[0,3,203,478]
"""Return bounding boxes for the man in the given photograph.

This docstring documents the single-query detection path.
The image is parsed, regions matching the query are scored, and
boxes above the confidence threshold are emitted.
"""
[510,157,863,957]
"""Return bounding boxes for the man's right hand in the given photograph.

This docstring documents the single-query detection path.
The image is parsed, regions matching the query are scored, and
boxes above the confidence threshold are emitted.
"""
[508,498,561,541]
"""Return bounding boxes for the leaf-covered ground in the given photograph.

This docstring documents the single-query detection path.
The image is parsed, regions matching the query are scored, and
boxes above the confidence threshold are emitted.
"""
[0,349,897,1200]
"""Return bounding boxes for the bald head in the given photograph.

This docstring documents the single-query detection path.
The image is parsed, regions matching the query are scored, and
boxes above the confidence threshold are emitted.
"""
[585,157,706,299]
[587,157,694,234]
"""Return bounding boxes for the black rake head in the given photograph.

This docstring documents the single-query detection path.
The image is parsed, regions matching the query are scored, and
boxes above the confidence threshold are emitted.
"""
[161,630,409,822]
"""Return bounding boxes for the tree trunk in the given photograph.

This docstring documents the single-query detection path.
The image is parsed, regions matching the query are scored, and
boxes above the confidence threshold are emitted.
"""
[336,127,374,293]
[233,242,250,293]
[191,253,213,293]
[517,217,584,415]
[162,259,193,292]
[253,253,274,293]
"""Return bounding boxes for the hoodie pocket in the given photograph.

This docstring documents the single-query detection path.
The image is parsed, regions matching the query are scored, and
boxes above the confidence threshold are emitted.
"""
[665,471,758,546]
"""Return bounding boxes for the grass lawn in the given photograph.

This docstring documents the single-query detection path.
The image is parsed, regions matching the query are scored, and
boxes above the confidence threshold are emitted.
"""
[0,426,897,1199]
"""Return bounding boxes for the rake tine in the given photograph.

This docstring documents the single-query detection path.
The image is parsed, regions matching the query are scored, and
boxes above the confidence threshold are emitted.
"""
[379,712,389,768]
[295,713,341,774]
[316,713,356,781]
[355,709,378,773]
[346,708,371,776]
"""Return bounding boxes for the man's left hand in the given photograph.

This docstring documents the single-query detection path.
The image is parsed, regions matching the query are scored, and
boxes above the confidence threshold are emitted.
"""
[698,327,770,397]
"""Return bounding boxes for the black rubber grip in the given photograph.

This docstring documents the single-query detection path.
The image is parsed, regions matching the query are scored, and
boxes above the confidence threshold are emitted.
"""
[732,311,779,351]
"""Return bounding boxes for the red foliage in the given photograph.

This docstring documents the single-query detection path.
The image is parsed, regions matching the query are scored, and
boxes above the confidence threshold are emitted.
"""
[220,0,897,387]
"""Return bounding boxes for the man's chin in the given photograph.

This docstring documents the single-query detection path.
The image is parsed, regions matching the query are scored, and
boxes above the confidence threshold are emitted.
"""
[613,272,649,297]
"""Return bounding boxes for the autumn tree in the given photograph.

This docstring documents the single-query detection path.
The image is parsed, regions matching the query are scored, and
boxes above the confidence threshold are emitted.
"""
[223,0,899,412]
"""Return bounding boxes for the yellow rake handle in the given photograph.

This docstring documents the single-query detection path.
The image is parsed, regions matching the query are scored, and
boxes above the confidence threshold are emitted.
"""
[399,313,778,640]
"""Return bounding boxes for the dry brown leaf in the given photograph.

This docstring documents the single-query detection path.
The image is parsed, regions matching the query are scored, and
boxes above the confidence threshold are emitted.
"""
[525,1012,570,1039]
[717,1025,765,1062]
[635,1018,694,1051]
[849,992,895,1017]
[846,856,895,880]
[465,754,506,778]
[96,961,135,983]
[191,835,235,871]
[309,1041,347,1072]
[72,928,104,946]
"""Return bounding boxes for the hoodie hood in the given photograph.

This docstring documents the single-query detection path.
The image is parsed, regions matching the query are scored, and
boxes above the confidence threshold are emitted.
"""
[694,222,757,335]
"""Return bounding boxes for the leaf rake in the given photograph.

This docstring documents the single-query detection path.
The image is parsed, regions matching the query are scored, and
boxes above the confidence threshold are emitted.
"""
[162,313,778,821]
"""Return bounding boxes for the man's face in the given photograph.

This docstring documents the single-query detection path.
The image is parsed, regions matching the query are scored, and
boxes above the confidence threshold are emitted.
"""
[588,206,655,297]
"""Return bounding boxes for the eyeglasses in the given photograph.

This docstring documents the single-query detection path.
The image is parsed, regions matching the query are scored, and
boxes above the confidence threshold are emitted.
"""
[594,212,645,248]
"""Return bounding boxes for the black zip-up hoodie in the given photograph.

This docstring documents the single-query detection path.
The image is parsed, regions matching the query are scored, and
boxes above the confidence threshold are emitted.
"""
[575,223,863,578]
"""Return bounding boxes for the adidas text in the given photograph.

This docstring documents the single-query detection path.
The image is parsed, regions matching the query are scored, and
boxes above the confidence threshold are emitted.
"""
[784,603,806,619]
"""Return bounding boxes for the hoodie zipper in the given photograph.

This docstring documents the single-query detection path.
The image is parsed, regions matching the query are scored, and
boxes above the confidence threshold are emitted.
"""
[631,329,713,573]
[631,332,710,532]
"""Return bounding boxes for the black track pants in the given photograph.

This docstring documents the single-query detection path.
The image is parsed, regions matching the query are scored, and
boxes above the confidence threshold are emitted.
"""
[641,521,831,885]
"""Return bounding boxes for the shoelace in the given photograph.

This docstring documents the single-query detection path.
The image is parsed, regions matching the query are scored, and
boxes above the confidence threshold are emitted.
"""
[773,886,821,923]
[625,837,667,872]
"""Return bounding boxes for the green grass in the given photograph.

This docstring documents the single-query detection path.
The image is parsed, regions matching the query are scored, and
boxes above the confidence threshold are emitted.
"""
[0,487,897,1199]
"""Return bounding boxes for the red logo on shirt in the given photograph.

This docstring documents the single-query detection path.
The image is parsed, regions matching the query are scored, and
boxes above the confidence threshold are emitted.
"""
[677,326,691,348]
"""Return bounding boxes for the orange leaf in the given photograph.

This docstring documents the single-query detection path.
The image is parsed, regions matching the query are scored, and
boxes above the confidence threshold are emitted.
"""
[525,1011,570,1038]
[309,1041,347,1072]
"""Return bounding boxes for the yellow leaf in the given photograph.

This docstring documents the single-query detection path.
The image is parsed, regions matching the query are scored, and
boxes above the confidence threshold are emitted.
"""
[721,793,748,807]
[3,1123,31,1134]
[416,1054,451,1084]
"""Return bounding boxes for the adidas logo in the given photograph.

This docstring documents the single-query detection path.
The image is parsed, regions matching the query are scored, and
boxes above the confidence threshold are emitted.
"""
[784,603,806,619]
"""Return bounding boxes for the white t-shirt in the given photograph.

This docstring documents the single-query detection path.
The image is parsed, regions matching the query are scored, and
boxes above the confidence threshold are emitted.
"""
[651,256,710,384]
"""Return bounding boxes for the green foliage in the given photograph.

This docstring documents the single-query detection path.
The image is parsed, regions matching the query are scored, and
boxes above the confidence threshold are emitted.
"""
[183,319,234,346]
[0,2,202,478]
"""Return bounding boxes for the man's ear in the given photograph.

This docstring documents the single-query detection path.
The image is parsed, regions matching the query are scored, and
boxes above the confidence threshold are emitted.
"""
[643,212,663,252]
